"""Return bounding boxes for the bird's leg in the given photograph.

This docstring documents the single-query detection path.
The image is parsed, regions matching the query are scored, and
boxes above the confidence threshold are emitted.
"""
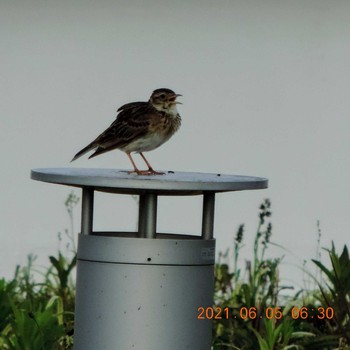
[126,153,156,175]
[126,153,142,175]
[139,152,165,175]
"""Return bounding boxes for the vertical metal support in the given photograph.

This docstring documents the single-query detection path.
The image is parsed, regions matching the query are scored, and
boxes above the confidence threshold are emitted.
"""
[81,187,94,235]
[201,192,215,240]
[138,193,157,238]
[138,194,146,238]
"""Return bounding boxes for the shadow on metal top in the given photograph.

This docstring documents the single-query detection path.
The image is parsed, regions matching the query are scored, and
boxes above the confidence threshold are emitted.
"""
[31,168,268,195]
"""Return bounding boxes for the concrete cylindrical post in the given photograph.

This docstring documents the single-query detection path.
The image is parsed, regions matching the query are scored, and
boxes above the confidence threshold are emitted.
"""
[31,168,267,350]
[74,233,215,349]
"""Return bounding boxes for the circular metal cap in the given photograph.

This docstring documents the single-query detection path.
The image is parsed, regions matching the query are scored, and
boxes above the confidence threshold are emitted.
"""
[31,168,268,195]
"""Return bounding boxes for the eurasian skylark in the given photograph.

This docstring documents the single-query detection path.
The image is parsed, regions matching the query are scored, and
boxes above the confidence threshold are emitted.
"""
[71,88,182,175]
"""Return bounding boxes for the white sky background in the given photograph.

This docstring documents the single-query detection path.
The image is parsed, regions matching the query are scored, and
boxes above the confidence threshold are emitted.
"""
[1,1,350,291]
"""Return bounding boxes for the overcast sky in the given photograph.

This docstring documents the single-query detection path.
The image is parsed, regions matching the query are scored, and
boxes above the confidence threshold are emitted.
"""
[1,1,350,291]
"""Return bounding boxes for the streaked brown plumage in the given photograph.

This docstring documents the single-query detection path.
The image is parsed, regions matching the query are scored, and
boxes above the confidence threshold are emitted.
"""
[71,88,182,175]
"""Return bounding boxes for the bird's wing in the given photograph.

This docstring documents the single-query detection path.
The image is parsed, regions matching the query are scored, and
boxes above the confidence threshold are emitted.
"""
[72,102,155,161]
[87,102,155,158]
[117,101,145,112]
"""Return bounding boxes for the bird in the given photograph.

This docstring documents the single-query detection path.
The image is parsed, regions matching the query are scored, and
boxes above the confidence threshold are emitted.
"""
[71,88,182,175]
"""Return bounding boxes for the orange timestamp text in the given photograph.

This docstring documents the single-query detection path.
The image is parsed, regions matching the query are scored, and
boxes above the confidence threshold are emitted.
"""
[197,306,335,320]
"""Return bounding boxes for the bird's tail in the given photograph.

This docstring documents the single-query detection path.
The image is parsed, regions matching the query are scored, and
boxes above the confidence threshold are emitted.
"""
[71,143,96,162]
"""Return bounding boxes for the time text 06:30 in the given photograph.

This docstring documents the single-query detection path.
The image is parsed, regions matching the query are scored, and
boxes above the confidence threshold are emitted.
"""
[197,306,334,320]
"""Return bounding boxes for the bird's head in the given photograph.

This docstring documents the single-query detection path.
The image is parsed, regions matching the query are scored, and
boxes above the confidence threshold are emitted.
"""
[150,88,182,115]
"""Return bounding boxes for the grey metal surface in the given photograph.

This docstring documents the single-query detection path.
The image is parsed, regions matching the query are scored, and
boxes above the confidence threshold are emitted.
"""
[138,195,147,237]
[31,167,268,195]
[77,232,215,265]
[141,193,158,238]
[81,188,94,235]
[74,234,215,350]
[201,193,215,240]
[32,167,268,349]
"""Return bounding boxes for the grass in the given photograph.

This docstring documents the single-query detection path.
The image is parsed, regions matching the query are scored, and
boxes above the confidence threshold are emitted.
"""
[0,195,349,349]
[212,199,350,350]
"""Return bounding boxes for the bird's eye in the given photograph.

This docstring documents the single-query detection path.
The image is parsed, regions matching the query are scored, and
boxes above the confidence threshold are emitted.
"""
[159,93,166,99]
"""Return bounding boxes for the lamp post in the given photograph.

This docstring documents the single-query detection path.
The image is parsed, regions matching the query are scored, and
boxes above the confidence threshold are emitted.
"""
[31,168,267,350]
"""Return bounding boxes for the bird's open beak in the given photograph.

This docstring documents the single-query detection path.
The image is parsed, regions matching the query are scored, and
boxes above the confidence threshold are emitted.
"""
[170,94,182,104]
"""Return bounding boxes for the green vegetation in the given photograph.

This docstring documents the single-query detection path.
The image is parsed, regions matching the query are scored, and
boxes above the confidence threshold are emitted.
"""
[213,199,350,350]
[0,196,349,349]
[0,193,78,350]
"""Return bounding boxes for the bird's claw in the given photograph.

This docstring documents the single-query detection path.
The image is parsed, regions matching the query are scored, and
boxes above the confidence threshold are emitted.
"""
[128,169,165,176]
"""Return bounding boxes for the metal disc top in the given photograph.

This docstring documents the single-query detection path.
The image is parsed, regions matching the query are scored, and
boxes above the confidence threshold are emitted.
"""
[31,168,268,195]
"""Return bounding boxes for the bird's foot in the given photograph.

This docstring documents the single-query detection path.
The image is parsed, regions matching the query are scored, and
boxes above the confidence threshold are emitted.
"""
[127,169,165,176]
[147,167,165,175]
